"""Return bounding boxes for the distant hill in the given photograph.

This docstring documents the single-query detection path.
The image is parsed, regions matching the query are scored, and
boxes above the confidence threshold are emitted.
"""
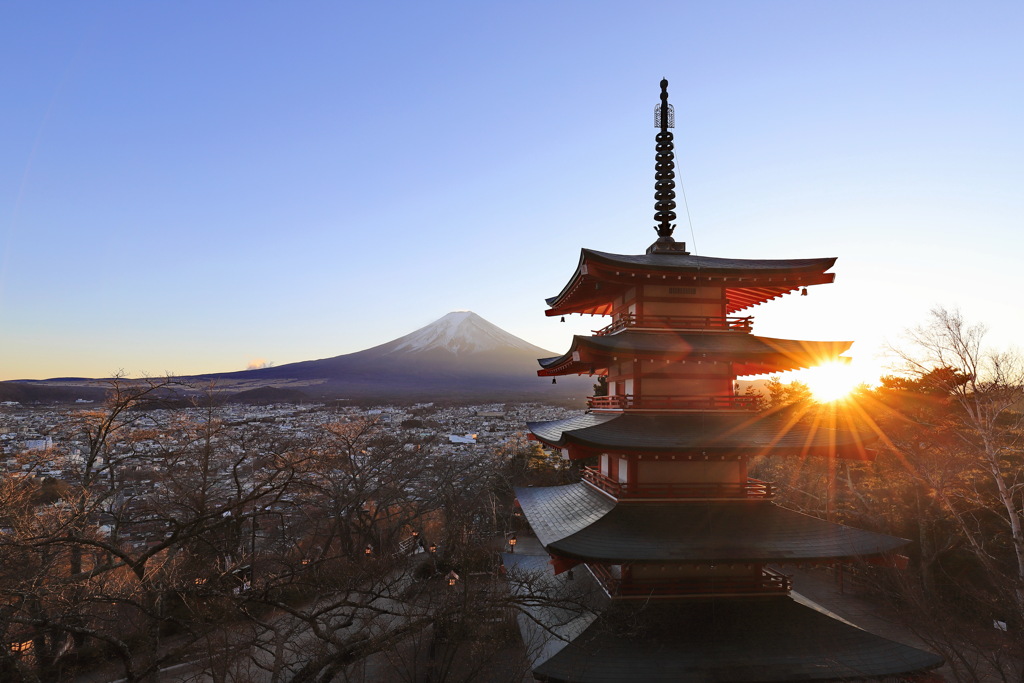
[0,382,108,404]
[3,312,591,403]
[225,386,312,405]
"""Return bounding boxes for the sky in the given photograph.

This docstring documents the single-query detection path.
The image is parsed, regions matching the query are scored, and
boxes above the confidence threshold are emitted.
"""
[2,1,1022,385]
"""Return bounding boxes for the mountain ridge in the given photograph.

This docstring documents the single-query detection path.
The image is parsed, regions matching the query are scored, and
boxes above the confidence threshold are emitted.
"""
[4,312,591,402]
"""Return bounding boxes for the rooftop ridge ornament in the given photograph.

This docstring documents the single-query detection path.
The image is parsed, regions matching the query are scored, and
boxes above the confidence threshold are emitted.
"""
[648,78,689,255]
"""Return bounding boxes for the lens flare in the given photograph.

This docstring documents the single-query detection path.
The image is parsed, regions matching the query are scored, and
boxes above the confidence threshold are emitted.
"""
[803,361,858,403]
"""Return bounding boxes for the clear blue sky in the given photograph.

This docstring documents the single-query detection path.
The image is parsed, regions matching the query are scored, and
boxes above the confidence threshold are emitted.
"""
[2,1,1022,382]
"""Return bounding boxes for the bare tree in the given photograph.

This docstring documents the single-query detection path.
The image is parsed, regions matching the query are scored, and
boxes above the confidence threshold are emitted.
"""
[1,398,598,682]
[895,308,1024,612]
[0,380,307,682]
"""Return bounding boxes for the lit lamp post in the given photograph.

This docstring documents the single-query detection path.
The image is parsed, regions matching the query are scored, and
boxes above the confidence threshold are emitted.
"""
[364,544,373,557]
[508,534,517,553]
[447,570,460,587]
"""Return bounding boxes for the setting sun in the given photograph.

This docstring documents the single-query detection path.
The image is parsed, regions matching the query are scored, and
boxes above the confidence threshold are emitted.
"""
[802,361,860,403]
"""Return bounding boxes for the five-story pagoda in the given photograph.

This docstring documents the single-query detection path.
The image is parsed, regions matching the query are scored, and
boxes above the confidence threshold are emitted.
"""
[505,80,942,682]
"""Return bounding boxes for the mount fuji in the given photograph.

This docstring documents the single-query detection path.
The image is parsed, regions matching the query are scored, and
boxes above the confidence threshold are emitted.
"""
[385,311,543,355]
[199,311,591,400]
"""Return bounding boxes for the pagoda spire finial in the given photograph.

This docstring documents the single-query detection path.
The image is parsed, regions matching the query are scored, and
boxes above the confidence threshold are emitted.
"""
[648,78,688,254]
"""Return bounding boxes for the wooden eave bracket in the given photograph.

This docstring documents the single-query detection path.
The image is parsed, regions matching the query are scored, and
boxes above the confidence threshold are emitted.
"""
[550,553,583,575]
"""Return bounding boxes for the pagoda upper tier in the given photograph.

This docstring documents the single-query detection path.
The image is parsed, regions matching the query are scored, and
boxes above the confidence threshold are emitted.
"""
[538,332,852,377]
[545,249,837,317]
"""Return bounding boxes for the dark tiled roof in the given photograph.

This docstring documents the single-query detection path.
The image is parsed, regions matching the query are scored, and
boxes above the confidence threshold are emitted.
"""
[515,482,617,548]
[537,332,852,375]
[527,412,874,458]
[584,248,838,274]
[532,593,941,681]
[539,332,853,362]
[516,483,908,562]
[544,249,838,314]
[528,412,620,443]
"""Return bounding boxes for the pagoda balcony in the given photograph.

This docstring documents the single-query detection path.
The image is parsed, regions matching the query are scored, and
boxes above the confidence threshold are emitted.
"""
[582,467,775,500]
[587,394,760,412]
[594,313,753,336]
[588,564,792,598]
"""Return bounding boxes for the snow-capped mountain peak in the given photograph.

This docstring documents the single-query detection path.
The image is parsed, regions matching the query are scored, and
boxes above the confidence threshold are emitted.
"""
[386,311,544,355]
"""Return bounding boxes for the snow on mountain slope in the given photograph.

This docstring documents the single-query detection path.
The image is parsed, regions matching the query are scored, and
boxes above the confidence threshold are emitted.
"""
[384,311,546,355]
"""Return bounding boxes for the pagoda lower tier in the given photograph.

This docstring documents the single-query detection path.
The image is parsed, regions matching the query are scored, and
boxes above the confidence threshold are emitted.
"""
[527,411,876,460]
[505,554,943,683]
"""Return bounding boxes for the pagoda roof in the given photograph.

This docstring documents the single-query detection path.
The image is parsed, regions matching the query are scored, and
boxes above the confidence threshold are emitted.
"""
[516,483,907,563]
[527,411,876,460]
[537,332,852,376]
[545,249,837,316]
[505,554,942,683]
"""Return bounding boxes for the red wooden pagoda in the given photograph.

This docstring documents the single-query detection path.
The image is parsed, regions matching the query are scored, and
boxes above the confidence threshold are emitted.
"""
[505,80,942,682]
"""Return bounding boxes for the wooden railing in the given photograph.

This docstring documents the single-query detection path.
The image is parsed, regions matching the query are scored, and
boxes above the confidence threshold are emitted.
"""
[582,467,774,500]
[594,314,753,336]
[587,395,760,411]
[589,563,791,598]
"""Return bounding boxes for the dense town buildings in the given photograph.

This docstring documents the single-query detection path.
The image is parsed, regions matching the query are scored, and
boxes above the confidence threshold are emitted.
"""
[0,393,578,680]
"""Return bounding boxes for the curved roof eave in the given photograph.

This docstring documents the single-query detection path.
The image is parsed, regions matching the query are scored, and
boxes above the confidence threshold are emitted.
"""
[536,333,854,376]
[584,248,838,274]
[526,412,877,460]
[544,249,838,315]
[527,592,943,682]
[515,483,908,563]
